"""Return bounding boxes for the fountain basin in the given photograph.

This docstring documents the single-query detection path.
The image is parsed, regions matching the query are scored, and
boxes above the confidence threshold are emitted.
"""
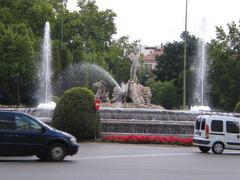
[2,106,239,137]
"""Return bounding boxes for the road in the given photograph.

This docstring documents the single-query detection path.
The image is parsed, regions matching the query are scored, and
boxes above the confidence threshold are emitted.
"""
[1,142,240,180]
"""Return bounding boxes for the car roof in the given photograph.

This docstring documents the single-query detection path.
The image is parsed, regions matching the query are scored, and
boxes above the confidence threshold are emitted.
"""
[198,115,240,121]
[0,110,24,115]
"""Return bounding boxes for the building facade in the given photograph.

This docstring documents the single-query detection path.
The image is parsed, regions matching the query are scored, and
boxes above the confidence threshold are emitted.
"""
[142,44,164,74]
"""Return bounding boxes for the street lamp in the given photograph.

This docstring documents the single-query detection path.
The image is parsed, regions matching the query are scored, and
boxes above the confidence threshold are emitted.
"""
[183,0,188,109]
[61,0,68,50]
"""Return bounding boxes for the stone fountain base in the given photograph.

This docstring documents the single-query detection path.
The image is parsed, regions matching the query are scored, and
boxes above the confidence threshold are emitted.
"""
[101,102,165,109]
[1,106,239,137]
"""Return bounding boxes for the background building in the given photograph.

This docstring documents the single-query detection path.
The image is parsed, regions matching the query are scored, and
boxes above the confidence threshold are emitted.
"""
[142,44,164,74]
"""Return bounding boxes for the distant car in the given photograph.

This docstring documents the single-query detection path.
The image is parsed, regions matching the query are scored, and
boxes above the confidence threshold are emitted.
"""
[0,110,79,161]
[193,115,240,154]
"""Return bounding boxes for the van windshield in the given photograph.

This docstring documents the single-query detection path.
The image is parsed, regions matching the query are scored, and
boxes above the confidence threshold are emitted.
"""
[195,118,201,130]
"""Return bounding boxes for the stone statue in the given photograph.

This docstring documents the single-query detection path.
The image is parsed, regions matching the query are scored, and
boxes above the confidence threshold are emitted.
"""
[111,86,126,103]
[93,77,152,106]
[142,87,152,105]
[128,51,140,83]
[126,80,144,104]
[93,80,110,102]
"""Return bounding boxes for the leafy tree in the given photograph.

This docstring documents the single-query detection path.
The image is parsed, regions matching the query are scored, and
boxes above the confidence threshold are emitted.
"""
[0,0,140,105]
[154,32,197,82]
[0,23,37,105]
[0,0,57,36]
[208,21,240,111]
[153,32,198,107]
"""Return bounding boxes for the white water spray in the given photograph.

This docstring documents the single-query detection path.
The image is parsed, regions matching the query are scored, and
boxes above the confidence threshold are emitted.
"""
[38,22,55,109]
[191,18,210,111]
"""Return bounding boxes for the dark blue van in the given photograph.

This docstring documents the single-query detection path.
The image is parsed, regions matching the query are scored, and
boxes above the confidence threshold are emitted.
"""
[0,110,79,161]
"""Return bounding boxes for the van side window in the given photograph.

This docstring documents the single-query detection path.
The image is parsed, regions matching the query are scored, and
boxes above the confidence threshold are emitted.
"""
[201,119,206,130]
[15,114,42,133]
[195,118,201,130]
[226,121,239,134]
[0,112,15,130]
[211,120,223,132]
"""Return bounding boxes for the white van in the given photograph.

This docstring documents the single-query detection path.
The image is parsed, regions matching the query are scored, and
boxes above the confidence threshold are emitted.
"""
[193,115,240,154]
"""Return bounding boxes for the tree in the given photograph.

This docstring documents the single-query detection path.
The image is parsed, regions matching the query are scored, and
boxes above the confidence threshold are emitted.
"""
[0,0,139,105]
[208,22,240,111]
[154,32,197,82]
[153,32,198,107]
[0,23,37,105]
[0,0,60,105]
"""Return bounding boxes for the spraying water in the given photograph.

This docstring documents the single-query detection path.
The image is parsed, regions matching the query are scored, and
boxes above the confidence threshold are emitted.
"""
[37,22,55,109]
[55,63,123,95]
[191,18,210,111]
[90,64,123,92]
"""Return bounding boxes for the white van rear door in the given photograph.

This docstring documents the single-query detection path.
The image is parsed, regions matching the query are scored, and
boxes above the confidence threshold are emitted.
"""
[194,117,206,138]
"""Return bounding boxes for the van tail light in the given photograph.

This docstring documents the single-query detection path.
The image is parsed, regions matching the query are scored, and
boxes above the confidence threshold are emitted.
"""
[205,124,209,139]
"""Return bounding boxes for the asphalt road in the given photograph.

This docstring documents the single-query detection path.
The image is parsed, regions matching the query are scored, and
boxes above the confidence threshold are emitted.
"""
[1,143,240,180]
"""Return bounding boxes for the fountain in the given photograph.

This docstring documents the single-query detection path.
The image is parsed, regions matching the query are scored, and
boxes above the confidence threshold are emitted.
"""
[90,49,156,108]
[191,18,210,111]
[55,63,124,96]
[37,22,55,109]
[4,20,239,137]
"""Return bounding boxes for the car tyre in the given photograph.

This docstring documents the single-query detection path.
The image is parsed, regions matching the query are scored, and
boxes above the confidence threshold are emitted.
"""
[212,142,224,154]
[199,146,210,153]
[47,143,66,161]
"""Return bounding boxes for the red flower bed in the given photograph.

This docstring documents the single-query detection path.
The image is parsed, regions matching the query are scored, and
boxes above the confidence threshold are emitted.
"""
[102,135,193,146]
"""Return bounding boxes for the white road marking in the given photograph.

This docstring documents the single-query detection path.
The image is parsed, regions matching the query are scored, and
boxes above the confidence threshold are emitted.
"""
[71,153,193,160]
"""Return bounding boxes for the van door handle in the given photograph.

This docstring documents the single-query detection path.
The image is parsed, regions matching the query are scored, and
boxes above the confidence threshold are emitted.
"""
[237,135,240,139]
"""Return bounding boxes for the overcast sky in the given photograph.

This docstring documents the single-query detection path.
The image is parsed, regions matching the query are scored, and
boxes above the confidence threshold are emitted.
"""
[67,0,240,46]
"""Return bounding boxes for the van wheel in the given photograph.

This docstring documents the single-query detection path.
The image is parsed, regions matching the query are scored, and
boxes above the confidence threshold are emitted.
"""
[47,143,66,161]
[212,142,224,154]
[199,146,210,153]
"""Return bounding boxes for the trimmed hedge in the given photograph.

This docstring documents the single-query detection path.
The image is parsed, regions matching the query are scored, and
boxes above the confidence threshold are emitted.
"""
[52,87,101,140]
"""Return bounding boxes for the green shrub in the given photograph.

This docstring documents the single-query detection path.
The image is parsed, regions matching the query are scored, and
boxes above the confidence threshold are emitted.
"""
[234,101,240,113]
[52,87,101,140]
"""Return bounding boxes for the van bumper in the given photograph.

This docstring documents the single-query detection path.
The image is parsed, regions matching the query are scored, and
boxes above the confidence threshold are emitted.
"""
[67,143,79,156]
[193,138,210,145]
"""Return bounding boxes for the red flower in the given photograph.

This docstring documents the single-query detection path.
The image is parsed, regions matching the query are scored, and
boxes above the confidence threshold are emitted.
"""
[102,135,193,146]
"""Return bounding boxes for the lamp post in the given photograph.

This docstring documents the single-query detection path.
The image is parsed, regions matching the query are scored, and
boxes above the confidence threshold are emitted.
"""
[16,72,20,106]
[61,0,67,50]
[183,0,188,109]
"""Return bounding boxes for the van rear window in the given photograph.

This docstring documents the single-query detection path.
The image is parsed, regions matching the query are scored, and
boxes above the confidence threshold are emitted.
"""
[201,119,206,130]
[211,120,223,132]
[195,118,201,130]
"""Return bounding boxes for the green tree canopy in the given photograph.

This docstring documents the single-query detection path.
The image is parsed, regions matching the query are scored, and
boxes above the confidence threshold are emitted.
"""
[209,21,240,111]
[153,32,198,107]
[0,0,134,105]
[154,32,197,82]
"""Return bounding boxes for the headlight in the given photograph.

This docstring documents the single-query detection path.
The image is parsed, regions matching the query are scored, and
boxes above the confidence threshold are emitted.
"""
[69,137,77,144]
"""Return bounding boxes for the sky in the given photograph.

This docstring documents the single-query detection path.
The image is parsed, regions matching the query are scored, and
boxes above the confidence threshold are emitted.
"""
[67,0,240,46]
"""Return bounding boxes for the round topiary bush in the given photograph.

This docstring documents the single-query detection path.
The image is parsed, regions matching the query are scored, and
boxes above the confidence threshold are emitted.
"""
[52,87,101,140]
[234,101,240,113]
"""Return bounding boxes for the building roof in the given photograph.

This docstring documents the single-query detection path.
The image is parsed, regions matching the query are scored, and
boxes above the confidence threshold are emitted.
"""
[143,46,164,63]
